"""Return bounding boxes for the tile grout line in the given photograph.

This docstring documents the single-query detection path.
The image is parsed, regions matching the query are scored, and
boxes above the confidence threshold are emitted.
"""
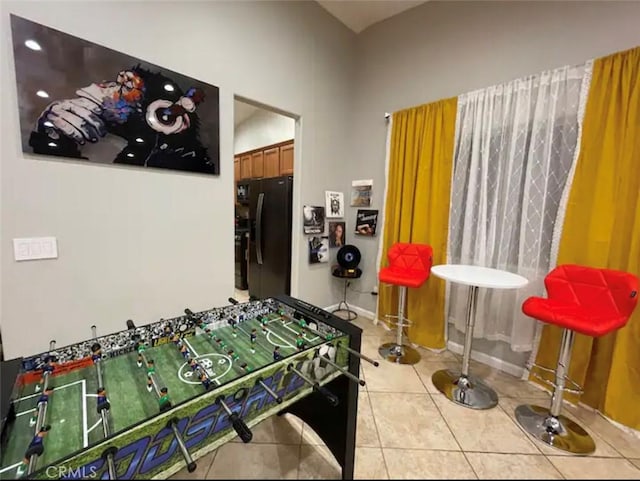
[363,389,392,479]
[204,445,220,478]
[295,442,303,480]
[413,365,479,479]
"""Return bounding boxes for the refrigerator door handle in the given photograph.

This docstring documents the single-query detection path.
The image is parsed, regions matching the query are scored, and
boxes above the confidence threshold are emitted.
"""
[256,192,264,265]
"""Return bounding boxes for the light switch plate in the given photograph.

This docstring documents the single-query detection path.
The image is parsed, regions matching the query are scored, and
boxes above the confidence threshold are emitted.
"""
[13,237,58,261]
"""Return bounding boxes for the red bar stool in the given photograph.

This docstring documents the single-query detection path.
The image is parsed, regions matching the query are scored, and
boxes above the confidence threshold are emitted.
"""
[378,243,433,365]
[516,264,639,454]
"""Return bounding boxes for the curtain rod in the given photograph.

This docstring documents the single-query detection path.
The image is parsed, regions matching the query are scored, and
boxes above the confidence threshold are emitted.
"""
[384,112,391,120]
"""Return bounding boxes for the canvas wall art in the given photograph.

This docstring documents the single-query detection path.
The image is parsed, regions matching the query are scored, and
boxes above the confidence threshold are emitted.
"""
[308,236,329,264]
[303,205,325,235]
[325,191,344,218]
[351,180,372,207]
[355,209,378,236]
[10,15,220,175]
[328,221,346,248]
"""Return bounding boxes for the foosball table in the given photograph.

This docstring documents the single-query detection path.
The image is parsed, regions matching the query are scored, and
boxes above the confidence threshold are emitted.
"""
[0,295,377,480]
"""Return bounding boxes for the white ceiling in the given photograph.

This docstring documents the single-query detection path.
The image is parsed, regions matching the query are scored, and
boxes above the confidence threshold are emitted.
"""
[316,0,428,33]
[234,100,260,127]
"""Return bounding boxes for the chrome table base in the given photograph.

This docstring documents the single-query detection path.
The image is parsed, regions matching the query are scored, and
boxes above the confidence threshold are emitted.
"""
[378,342,421,365]
[432,369,499,409]
[515,404,595,454]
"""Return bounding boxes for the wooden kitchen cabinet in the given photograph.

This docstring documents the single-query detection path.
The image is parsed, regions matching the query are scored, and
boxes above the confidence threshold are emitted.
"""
[240,154,252,179]
[251,151,264,178]
[236,139,293,179]
[279,143,294,175]
[263,147,280,178]
[234,156,240,182]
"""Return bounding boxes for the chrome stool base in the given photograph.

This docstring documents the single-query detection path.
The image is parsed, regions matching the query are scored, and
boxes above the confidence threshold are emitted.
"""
[432,369,499,410]
[378,343,421,365]
[515,404,595,454]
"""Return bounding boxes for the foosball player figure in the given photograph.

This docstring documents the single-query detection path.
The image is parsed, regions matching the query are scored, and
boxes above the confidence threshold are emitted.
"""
[298,318,308,329]
[146,359,155,392]
[296,334,306,351]
[16,425,52,477]
[325,333,334,341]
[200,371,212,390]
[158,387,172,412]
[36,357,56,392]
[240,363,252,373]
[230,319,238,338]
[227,349,240,362]
[172,332,182,346]
[189,358,200,372]
[250,328,257,353]
[136,342,146,368]
[260,316,269,334]
[180,343,190,360]
[216,338,226,350]
[37,387,54,406]
[91,343,102,363]
[273,346,283,361]
[28,408,38,428]
[97,387,110,412]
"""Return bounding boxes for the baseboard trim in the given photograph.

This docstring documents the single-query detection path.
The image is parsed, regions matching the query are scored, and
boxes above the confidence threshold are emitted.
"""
[447,341,525,378]
[323,303,379,323]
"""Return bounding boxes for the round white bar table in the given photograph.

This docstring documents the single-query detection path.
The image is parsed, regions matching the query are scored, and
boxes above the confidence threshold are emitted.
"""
[431,264,529,409]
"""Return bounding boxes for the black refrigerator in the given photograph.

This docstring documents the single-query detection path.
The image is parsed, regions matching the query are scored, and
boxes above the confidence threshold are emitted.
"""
[248,175,293,299]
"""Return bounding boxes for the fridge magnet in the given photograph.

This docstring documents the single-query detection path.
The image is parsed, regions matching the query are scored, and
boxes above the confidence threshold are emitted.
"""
[328,221,346,248]
[9,15,220,175]
[303,205,325,234]
[325,191,344,218]
[355,209,378,236]
[350,180,373,207]
[309,236,329,264]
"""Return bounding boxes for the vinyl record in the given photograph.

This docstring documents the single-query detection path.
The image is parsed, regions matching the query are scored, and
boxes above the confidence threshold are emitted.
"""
[336,244,361,269]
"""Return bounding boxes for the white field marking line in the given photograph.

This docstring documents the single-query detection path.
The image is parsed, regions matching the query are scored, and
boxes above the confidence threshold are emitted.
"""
[176,353,231,386]
[16,379,84,402]
[259,321,295,349]
[81,379,88,448]
[266,331,291,349]
[0,462,21,475]
[87,418,102,433]
[182,337,199,358]
[282,321,319,342]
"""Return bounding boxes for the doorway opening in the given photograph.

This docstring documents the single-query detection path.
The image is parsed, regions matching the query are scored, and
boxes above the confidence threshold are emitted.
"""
[233,97,296,302]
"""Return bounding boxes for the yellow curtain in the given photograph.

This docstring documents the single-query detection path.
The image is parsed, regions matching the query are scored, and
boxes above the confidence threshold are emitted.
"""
[533,47,640,429]
[377,98,457,349]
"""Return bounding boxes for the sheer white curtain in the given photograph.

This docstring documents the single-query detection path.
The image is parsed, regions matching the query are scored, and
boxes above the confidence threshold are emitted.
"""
[446,62,593,352]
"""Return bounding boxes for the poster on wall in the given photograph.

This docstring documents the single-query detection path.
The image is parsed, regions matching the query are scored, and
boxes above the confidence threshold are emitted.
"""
[351,180,373,207]
[308,236,329,264]
[325,191,344,218]
[355,209,378,236]
[328,221,346,248]
[9,15,220,175]
[303,205,325,234]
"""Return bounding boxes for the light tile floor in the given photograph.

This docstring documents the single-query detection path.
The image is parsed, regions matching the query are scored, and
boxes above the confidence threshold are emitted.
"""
[170,315,640,479]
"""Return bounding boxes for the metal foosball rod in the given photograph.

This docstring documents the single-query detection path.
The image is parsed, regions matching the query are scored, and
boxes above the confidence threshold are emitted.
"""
[215,396,253,443]
[338,344,380,367]
[256,378,283,404]
[287,364,339,407]
[315,349,366,387]
[127,321,197,473]
[90,326,118,480]
[21,340,56,477]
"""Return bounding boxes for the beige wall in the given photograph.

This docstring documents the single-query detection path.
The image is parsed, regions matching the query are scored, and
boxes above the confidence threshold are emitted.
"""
[0,0,356,358]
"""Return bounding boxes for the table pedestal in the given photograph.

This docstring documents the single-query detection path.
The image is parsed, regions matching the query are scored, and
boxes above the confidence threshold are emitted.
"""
[432,285,499,409]
[331,279,357,321]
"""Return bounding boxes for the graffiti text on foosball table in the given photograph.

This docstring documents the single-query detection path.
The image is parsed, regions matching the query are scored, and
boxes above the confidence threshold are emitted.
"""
[56,367,306,479]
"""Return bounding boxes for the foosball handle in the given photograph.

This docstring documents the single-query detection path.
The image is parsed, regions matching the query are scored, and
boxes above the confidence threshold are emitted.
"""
[229,412,253,443]
[184,308,195,317]
[126,319,136,330]
[228,297,239,305]
[313,383,339,407]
